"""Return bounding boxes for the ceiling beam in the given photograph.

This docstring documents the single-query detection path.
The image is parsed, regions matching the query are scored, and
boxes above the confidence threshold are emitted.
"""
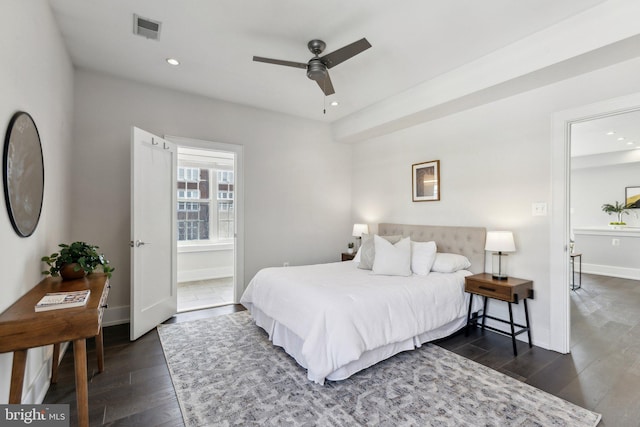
[332,0,640,143]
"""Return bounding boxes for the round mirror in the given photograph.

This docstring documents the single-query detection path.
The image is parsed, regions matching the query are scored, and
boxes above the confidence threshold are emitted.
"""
[3,111,44,237]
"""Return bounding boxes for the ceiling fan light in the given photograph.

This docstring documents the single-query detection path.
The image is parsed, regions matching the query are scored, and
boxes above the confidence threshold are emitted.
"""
[306,59,326,81]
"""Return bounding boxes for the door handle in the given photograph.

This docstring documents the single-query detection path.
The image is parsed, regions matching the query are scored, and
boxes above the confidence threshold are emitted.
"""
[130,240,150,247]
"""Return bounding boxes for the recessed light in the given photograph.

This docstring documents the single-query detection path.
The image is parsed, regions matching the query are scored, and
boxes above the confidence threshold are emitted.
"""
[166,58,180,66]
[330,101,339,107]
[617,137,625,141]
[606,131,616,135]
[627,141,634,145]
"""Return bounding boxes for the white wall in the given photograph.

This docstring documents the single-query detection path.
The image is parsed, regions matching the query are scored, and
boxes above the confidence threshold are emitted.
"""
[71,69,352,325]
[351,56,640,349]
[0,1,74,404]
[177,247,233,282]
[572,229,640,279]
[571,156,640,277]
[572,160,640,228]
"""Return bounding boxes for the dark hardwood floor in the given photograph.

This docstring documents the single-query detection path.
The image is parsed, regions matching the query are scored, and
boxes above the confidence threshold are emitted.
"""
[44,274,639,426]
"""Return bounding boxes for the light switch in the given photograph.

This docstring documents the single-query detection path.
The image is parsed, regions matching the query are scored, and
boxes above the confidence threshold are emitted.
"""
[532,202,547,216]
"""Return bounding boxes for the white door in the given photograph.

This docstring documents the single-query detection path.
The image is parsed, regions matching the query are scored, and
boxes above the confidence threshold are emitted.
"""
[130,127,177,340]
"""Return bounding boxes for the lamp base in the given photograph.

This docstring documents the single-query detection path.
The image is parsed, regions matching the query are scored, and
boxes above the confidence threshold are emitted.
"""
[355,236,362,251]
[491,252,509,280]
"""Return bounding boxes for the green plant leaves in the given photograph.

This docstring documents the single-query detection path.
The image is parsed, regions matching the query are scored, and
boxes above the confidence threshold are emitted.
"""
[41,241,114,278]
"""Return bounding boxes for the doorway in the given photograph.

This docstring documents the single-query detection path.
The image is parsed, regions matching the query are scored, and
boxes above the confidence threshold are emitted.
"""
[550,93,640,353]
[175,146,235,312]
[568,110,640,350]
[167,136,245,312]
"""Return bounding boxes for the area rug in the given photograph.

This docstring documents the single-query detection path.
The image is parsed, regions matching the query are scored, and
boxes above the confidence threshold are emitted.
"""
[157,312,601,427]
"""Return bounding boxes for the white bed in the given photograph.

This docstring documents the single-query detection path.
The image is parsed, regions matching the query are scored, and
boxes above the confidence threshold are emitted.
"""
[241,223,486,384]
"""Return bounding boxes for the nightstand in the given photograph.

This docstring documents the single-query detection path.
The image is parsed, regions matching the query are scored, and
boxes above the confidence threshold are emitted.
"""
[465,273,534,356]
[341,252,356,261]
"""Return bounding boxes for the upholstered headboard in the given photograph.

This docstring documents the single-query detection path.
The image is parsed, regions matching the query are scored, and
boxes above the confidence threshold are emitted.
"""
[378,223,486,274]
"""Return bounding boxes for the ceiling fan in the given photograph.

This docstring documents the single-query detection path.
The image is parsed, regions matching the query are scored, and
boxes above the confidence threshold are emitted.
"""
[253,38,372,96]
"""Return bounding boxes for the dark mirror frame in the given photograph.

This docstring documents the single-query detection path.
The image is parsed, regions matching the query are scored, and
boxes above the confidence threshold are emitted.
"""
[3,111,44,237]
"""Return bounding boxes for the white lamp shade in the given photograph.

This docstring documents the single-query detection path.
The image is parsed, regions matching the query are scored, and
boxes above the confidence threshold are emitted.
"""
[352,223,369,237]
[485,231,516,252]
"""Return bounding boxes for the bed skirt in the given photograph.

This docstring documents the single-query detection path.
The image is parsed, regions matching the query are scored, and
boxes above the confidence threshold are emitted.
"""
[249,301,476,384]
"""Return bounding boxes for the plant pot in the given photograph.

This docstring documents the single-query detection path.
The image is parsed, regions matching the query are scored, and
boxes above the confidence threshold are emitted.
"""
[347,248,354,254]
[59,263,87,280]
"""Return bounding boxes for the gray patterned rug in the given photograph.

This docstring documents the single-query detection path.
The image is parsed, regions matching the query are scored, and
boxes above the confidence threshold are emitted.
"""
[157,311,601,427]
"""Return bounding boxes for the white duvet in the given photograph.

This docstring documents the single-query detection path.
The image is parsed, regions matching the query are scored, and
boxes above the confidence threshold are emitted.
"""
[241,261,472,384]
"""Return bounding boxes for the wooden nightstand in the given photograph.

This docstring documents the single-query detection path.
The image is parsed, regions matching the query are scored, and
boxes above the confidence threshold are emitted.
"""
[341,252,356,261]
[465,273,534,356]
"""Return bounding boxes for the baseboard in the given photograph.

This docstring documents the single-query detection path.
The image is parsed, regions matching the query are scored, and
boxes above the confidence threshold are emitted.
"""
[582,263,640,280]
[177,267,233,283]
[103,305,130,326]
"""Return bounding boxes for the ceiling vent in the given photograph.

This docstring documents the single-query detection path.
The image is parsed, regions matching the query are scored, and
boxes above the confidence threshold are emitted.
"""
[133,14,161,40]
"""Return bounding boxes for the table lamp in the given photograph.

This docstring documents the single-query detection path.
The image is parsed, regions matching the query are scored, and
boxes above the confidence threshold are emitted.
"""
[485,231,516,280]
[352,223,369,251]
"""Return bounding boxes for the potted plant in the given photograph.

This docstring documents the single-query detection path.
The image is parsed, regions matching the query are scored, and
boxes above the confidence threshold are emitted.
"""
[42,241,114,280]
[347,242,355,254]
[601,201,632,228]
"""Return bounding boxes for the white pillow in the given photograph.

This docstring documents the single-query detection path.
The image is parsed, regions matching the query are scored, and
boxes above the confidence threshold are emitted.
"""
[431,253,472,273]
[357,234,402,270]
[353,248,361,263]
[411,241,437,275]
[372,235,411,276]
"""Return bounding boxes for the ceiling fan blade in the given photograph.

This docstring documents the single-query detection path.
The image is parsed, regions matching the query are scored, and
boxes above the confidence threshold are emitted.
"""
[315,72,335,96]
[321,38,371,69]
[253,56,308,69]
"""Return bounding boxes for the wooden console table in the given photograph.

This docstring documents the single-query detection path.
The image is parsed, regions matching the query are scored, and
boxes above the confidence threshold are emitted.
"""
[0,274,109,427]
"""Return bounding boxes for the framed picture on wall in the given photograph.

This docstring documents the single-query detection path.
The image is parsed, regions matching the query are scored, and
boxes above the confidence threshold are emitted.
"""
[412,160,440,202]
[626,186,640,208]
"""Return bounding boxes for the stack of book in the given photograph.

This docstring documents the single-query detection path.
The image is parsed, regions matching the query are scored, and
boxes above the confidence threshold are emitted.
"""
[34,290,91,312]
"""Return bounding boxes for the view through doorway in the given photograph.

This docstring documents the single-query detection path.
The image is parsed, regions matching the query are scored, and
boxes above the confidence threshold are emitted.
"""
[550,93,640,353]
[175,146,235,312]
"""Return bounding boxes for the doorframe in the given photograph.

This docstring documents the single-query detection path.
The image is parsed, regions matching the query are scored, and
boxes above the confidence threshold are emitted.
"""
[165,135,245,303]
[550,92,640,353]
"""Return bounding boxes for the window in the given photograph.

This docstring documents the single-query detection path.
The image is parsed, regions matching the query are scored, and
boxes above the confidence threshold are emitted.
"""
[177,162,234,242]
[177,190,201,199]
[218,200,234,238]
[177,167,209,241]
[218,171,233,183]
[216,171,234,240]
[178,167,200,182]
[178,202,200,211]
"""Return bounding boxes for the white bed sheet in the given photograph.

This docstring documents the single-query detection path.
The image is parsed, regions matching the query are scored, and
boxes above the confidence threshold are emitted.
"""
[241,261,482,384]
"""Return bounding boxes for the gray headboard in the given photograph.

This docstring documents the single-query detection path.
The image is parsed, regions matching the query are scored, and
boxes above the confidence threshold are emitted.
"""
[378,223,486,274]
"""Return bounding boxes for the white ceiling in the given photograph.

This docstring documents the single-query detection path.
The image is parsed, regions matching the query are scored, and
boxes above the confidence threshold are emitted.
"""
[571,110,640,157]
[48,0,607,123]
